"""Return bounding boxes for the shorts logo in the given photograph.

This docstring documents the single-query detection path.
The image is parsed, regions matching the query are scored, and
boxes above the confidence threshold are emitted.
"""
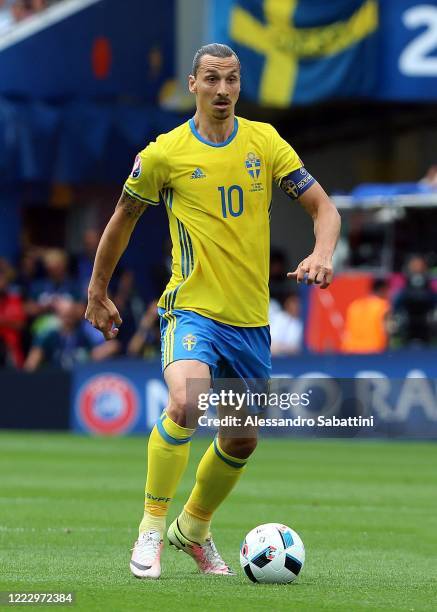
[130,155,142,179]
[245,151,261,179]
[76,374,139,435]
[182,333,197,351]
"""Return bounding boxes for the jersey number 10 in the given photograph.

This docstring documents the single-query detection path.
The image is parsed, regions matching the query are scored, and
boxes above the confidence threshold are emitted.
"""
[218,185,244,218]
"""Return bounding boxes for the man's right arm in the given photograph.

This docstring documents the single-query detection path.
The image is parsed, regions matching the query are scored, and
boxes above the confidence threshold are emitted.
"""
[85,190,148,339]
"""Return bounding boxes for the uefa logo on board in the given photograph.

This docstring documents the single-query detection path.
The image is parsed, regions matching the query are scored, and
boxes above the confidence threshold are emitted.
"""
[76,373,139,435]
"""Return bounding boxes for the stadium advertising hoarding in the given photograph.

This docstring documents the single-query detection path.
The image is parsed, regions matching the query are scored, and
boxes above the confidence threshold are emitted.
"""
[72,352,437,438]
[211,0,437,105]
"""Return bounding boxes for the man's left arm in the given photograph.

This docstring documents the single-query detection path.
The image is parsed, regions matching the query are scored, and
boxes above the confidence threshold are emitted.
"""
[284,180,341,289]
[270,126,341,288]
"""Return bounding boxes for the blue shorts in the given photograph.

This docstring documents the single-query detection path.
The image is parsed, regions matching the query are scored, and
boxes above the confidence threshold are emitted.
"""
[158,308,271,381]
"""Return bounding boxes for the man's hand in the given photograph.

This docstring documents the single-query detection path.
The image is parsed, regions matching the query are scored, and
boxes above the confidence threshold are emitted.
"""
[287,252,333,289]
[85,295,123,340]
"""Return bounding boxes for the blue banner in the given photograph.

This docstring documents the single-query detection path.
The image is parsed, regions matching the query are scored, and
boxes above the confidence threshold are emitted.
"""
[211,0,437,104]
[210,0,379,106]
[377,0,437,100]
[72,352,437,438]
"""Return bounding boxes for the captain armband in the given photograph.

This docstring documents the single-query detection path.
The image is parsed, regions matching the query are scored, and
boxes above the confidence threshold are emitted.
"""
[279,168,316,200]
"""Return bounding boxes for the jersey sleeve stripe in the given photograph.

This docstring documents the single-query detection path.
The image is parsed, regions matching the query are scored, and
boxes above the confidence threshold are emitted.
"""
[123,185,160,205]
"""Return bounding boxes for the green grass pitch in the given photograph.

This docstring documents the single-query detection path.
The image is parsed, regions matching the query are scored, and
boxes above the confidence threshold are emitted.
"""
[1,432,436,611]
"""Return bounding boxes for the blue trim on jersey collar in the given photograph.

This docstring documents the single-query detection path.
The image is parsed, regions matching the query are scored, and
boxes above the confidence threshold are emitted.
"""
[189,117,238,147]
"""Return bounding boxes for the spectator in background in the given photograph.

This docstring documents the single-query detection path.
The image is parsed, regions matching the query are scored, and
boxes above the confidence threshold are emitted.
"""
[11,0,46,22]
[27,248,79,323]
[24,297,119,371]
[420,165,437,189]
[341,278,390,353]
[128,299,161,360]
[270,291,303,355]
[394,255,436,346]
[15,247,43,300]
[0,259,27,367]
[0,0,14,33]
[110,269,144,353]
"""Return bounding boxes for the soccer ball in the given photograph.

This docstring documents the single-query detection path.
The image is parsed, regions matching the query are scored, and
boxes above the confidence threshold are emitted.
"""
[240,523,305,584]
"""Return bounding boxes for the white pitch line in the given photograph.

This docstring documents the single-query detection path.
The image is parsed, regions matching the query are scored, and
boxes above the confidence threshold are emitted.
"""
[0,525,131,532]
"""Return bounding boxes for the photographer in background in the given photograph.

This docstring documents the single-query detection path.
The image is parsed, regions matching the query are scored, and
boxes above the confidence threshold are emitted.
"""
[393,255,436,347]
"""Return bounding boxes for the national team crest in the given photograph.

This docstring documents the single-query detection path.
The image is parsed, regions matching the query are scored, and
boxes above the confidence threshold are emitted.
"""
[245,151,261,179]
[182,334,197,351]
[130,155,142,179]
[281,178,299,199]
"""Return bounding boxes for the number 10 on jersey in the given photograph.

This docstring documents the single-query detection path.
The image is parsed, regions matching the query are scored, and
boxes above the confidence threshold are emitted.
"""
[218,185,244,218]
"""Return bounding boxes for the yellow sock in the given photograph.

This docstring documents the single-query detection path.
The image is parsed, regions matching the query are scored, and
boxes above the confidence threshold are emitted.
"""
[178,508,210,543]
[139,411,195,537]
[182,437,247,542]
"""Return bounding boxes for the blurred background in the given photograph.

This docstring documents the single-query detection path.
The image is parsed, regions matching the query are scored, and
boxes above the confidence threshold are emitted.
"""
[1,0,437,436]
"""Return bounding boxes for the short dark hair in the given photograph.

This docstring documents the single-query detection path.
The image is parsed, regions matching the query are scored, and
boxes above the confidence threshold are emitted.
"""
[192,43,240,76]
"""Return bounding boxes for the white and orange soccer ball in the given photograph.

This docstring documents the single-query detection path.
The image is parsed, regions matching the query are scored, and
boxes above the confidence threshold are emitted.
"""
[240,523,305,584]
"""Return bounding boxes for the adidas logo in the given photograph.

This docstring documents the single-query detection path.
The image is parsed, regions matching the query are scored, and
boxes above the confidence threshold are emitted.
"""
[191,168,206,179]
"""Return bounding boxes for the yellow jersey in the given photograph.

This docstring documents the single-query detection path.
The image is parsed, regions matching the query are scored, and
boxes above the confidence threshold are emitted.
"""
[124,116,302,326]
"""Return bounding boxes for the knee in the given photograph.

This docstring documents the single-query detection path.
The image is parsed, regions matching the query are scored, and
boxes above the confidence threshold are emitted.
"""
[166,393,189,426]
[166,391,201,427]
[219,436,258,460]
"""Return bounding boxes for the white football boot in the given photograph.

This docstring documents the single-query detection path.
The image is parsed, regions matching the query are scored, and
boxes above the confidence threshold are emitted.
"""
[130,530,163,579]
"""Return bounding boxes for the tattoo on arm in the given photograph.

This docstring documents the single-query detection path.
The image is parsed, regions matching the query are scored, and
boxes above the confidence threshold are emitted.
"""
[116,190,148,219]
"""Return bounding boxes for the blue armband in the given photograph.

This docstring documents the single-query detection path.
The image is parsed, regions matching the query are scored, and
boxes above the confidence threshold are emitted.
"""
[279,167,316,200]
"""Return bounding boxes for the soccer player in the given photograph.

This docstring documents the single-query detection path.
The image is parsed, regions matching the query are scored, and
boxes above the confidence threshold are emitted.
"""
[85,43,341,579]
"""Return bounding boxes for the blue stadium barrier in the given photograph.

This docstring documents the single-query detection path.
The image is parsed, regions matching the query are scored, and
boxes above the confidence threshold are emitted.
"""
[0,367,70,430]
